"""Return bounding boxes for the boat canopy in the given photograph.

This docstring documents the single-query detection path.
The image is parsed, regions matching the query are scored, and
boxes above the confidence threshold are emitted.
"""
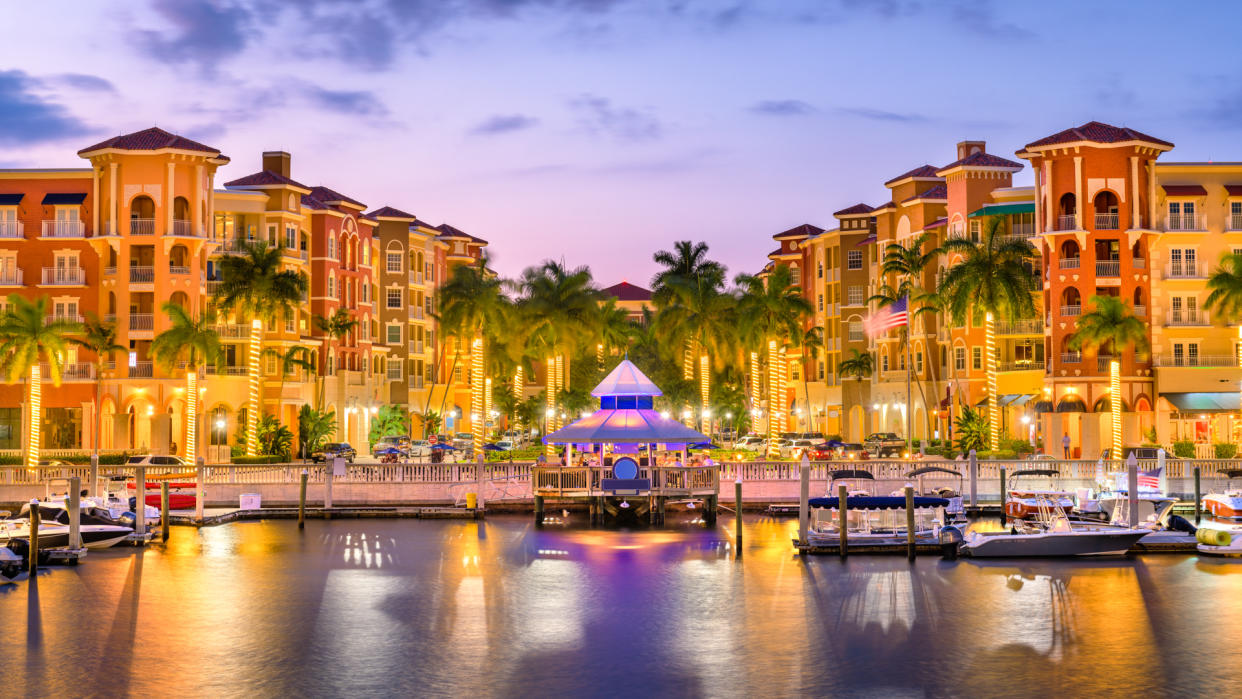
[808,496,950,510]
[905,466,963,479]
[1219,469,1242,479]
[1010,469,1060,478]
[829,469,875,481]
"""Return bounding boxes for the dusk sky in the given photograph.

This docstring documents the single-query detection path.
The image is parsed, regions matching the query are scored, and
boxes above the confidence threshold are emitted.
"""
[5,0,1241,283]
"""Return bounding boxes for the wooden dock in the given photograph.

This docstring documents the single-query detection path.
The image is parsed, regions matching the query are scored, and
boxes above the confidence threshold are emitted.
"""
[532,464,719,526]
[169,506,483,527]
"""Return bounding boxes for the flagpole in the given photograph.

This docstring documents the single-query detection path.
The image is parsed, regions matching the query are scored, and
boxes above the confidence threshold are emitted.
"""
[905,327,912,458]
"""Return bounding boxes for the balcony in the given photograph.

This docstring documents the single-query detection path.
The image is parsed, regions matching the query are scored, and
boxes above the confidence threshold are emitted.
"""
[171,219,195,236]
[1060,352,1082,364]
[204,365,248,376]
[1095,260,1120,277]
[205,280,222,295]
[994,319,1044,335]
[1167,313,1209,327]
[1008,223,1036,239]
[48,314,83,325]
[1231,213,1242,232]
[43,362,95,381]
[129,314,154,332]
[215,323,251,339]
[1058,257,1081,270]
[1153,354,1236,368]
[169,265,190,275]
[1166,264,1203,279]
[129,361,154,378]
[129,266,154,283]
[0,221,23,238]
[41,220,85,238]
[1164,213,1205,232]
[1133,257,1146,269]
[345,370,365,386]
[129,218,155,236]
[1056,214,1078,231]
[1094,213,1119,230]
[1133,304,1147,317]
[1060,305,1081,317]
[217,238,258,255]
[281,245,308,261]
[409,305,424,320]
[0,268,21,286]
[1097,356,1120,372]
[41,267,84,285]
[998,360,1044,372]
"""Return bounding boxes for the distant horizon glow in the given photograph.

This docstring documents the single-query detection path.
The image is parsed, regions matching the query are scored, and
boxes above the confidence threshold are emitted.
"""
[4,1,1240,284]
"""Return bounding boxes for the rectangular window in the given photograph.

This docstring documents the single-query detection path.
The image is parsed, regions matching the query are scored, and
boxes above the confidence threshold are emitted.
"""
[285,225,296,250]
[817,294,824,312]
[386,252,402,273]
[972,347,982,370]
[386,288,402,309]
[817,262,823,279]
[265,354,277,375]
[386,324,401,345]
[969,219,980,242]
[954,346,965,371]
[387,358,402,380]
[915,351,923,374]
[847,286,864,306]
[847,250,863,270]
[881,354,889,372]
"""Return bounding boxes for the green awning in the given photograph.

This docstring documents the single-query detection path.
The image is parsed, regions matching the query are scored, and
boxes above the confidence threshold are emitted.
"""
[1163,392,1241,413]
[968,202,1035,218]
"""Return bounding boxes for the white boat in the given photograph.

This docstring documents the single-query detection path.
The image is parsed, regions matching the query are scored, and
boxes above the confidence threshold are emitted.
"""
[0,546,26,583]
[1196,527,1242,557]
[0,503,132,550]
[958,494,1149,558]
[1203,470,1242,519]
[805,469,951,547]
[1003,470,1075,520]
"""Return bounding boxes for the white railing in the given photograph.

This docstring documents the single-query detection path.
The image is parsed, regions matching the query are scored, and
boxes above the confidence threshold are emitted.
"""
[1059,257,1080,269]
[1060,304,1081,317]
[172,219,195,236]
[1133,304,1147,317]
[1095,260,1120,276]
[1133,257,1146,269]
[0,220,23,238]
[1095,212,1119,229]
[1153,354,1236,368]
[281,246,307,261]
[1231,213,1242,231]
[42,362,95,381]
[1009,223,1035,238]
[130,218,155,236]
[48,313,83,325]
[129,313,154,331]
[1167,313,1208,327]
[42,220,85,238]
[42,267,84,285]
[1165,213,1204,231]
[994,319,1043,335]
[205,365,249,376]
[169,265,190,275]
[129,266,154,283]
[1060,351,1082,364]
[0,268,21,285]
[129,361,154,378]
[998,360,1044,372]
[1097,355,1120,372]
[215,323,250,339]
[1056,214,1078,231]
[1167,263,1201,279]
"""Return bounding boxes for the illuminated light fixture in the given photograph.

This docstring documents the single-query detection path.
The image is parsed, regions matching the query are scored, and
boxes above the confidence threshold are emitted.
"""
[725,412,732,419]
[619,500,630,509]
[660,411,670,419]
[369,406,377,415]
[26,365,41,472]
[215,418,226,430]
[147,406,154,417]
[246,318,262,456]
[986,311,999,452]
[1110,359,1121,456]
[471,336,484,457]
[699,353,710,419]
[185,370,198,467]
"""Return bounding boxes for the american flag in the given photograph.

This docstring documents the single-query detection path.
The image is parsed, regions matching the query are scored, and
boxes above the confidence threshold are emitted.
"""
[864,295,908,338]
[1138,467,1161,490]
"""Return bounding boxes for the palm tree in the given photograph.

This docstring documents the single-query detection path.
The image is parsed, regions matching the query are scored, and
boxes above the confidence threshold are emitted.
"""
[1068,295,1149,457]
[735,266,812,456]
[939,216,1039,450]
[214,241,309,455]
[652,241,727,382]
[796,326,823,432]
[596,297,635,372]
[72,313,125,458]
[312,308,359,412]
[264,345,315,423]
[838,348,874,383]
[296,404,336,461]
[438,255,509,455]
[651,274,736,424]
[151,301,222,462]
[1205,251,1242,322]
[368,405,408,449]
[0,295,82,470]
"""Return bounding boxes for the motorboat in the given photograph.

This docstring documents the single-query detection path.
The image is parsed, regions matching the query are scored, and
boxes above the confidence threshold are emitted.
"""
[804,469,951,547]
[1202,470,1242,519]
[905,465,965,521]
[1003,469,1075,520]
[0,503,132,550]
[1075,467,1173,522]
[957,494,1149,558]
[126,480,197,510]
[0,546,26,582]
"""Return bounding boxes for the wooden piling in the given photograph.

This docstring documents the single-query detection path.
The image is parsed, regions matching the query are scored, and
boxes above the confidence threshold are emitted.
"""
[904,486,915,562]
[68,476,81,550]
[968,449,977,508]
[838,484,848,559]
[195,459,205,525]
[734,478,743,555]
[534,495,544,527]
[134,466,147,537]
[798,455,810,546]
[324,461,335,518]
[999,467,1007,526]
[28,499,39,574]
[298,470,308,530]
[1194,466,1202,525]
[1126,455,1139,528]
[160,482,170,541]
[88,455,99,498]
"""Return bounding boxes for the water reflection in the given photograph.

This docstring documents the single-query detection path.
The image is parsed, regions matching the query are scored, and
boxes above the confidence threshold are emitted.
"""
[2,515,1241,696]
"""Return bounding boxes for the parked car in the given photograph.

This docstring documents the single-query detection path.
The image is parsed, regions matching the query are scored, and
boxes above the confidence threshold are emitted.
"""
[864,432,906,458]
[125,455,189,467]
[838,443,870,461]
[808,443,835,460]
[452,432,474,449]
[780,438,817,459]
[376,435,411,456]
[494,440,515,451]
[408,440,432,458]
[312,443,356,463]
[734,435,764,450]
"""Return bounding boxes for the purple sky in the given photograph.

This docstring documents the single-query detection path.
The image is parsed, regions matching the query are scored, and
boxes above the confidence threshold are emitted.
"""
[4,1,1240,284]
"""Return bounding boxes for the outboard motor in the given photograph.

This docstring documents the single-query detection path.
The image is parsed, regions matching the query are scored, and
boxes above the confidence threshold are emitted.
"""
[117,511,138,529]
[1167,515,1196,535]
[939,525,963,559]
[6,538,32,565]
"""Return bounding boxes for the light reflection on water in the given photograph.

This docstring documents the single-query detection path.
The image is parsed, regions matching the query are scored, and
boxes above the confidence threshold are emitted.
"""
[2,515,1242,697]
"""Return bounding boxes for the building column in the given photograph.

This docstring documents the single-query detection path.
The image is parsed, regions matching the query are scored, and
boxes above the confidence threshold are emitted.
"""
[1073,156,1083,230]
[166,162,175,234]
[1043,160,1053,230]
[1033,160,1043,235]
[194,163,204,237]
[92,167,100,234]
[1148,160,1157,230]
[1130,156,1141,229]
[108,161,118,235]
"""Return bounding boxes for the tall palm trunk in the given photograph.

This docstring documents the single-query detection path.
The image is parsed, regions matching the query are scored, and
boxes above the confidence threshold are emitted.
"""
[699,353,710,429]
[26,365,41,472]
[93,363,104,456]
[985,312,999,452]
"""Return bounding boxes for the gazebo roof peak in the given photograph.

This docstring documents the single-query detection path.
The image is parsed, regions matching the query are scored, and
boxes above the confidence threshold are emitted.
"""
[591,359,663,398]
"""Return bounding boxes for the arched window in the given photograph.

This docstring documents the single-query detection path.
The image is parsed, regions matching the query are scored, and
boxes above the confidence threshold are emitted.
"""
[173,196,190,221]
[1061,287,1081,316]
[169,244,189,270]
[169,291,189,309]
[130,195,155,235]
[1057,193,1076,231]
[1093,191,1119,229]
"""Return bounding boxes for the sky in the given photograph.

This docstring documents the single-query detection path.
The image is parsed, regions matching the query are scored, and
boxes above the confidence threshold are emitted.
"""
[4,0,1242,284]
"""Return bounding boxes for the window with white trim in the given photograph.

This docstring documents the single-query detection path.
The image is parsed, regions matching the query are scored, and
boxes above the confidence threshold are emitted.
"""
[972,347,982,370]
[915,350,923,374]
[1172,341,1199,367]
[386,251,402,273]
[954,346,966,371]
[387,358,402,380]
[327,275,335,297]
[386,324,401,345]
[817,294,823,312]
[386,288,402,309]
[328,235,337,260]
[847,286,864,306]
[881,353,889,372]
[847,250,863,270]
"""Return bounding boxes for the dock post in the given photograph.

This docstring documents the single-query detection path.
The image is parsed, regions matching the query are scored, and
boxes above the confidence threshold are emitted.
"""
[798,454,810,546]
[1127,454,1139,527]
[299,469,308,530]
[160,482,170,541]
[195,458,205,525]
[68,477,81,550]
[734,478,743,556]
[28,499,39,574]
[999,467,1007,526]
[837,484,848,559]
[534,495,544,527]
[476,453,486,511]
[325,461,335,516]
[134,466,147,537]
[968,449,977,508]
[904,486,915,562]
[1194,465,1202,525]
[89,455,98,498]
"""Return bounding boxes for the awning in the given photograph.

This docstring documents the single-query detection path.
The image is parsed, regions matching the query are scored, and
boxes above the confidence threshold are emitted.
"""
[42,192,87,205]
[1161,184,1207,197]
[968,202,1035,218]
[543,408,708,445]
[0,193,23,206]
[1056,396,1087,413]
[1008,394,1036,406]
[856,234,876,247]
[1033,400,1054,413]
[1226,184,1242,197]
[975,393,1034,407]
[1163,392,1242,413]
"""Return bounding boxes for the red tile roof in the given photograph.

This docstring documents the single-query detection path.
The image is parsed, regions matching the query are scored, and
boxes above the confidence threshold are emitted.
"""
[1161,184,1207,196]
[1023,121,1173,150]
[936,151,1023,174]
[603,281,652,302]
[300,194,329,210]
[901,184,947,203]
[773,223,824,240]
[224,169,310,190]
[437,223,488,245]
[365,206,416,220]
[923,217,947,230]
[885,164,941,186]
[871,201,895,211]
[833,203,874,217]
[308,185,365,209]
[78,126,225,158]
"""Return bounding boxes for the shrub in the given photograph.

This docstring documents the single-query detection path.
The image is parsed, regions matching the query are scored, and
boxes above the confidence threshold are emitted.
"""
[1215,443,1238,459]
[231,455,286,465]
[1171,440,1195,458]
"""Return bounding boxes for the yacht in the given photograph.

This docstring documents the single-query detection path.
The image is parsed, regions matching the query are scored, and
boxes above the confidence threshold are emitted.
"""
[0,503,132,550]
[804,469,952,547]
[1203,470,1242,519]
[957,494,1149,558]
[1004,469,1075,519]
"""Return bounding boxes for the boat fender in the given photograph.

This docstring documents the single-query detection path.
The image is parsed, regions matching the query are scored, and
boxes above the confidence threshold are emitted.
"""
[1167,515,1196,535]
[1196,528,1233,546]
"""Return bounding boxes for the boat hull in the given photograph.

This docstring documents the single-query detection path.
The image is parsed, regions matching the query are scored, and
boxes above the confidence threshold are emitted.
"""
[962,529,1149,558]
[2,525,132,550]
[1203,496,1242,519]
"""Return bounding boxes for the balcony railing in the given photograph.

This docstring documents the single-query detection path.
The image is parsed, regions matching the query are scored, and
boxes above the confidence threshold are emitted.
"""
[1153,354,1236,368]
[994,319,1044,335]
[0,221,23,238]
[281,245,307,261]
[1167,264,1202,279]
[1094,212,1119,230]
[0,269,21,285]
[129,218,155,236]
[1133,257,1146,269]
[1060,305,1081,317]
[1056,214,1078,231]
[48,313,83,325]
[1095,260,1120,277]
[1097,356,1120,372]
[171,219,195,236]
[217,238,259,255]
[205,365,248,376]
[43,362,95,381]
[215,323,251,339]
[1059,257,1080,270]
[1167,313,1208,327]
[1164,213,1205,231]
[1060,352,1082,364]
[169,265,190,275]
[1133,304,1147,317]
[998,360,1044,372]
[1231,213,1242,232]
[205,280,222,295]
[42,220,85,238]
[129,266,154,283]
[129,314,154,331]
[409,306,424,319]
[42,267,84,285]
[129,361,154,378]
[1009,223,1036,239]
